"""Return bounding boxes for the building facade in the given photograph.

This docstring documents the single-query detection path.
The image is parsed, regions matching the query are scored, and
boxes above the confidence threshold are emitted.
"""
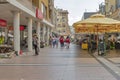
[0,0,54,54]
[52,7,58,35]
[56,9,70,37]
[32,0,55,45]
[105,0,116,16]
[104,0,120,20]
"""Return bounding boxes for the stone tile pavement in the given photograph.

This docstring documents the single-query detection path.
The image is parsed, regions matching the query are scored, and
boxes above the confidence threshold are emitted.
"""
[0,44,119,80]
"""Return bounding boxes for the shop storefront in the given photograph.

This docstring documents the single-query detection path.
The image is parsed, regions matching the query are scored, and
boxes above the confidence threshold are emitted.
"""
[0,19,7,45]
[0,0,54,57]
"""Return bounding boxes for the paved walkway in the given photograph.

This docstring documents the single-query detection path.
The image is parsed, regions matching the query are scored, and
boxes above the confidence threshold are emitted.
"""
[0,44,119,80]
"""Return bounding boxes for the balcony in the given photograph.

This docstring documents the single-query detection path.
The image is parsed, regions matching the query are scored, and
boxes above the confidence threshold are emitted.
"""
[16,0,36,13]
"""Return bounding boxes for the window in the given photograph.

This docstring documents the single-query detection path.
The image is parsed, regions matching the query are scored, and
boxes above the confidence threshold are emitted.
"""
[62,17,65,19]
[63,24,66,27]
[41,3,47,19]
[40,27,43,31]
[41,3,44,13]
[57,18,59,21]
[62,19,65,22]
[58,24,61,27]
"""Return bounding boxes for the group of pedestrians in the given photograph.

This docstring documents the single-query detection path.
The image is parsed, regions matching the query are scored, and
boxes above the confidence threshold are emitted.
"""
[49,36,70,49]
[52,36,59,48]
[32,35,71,56]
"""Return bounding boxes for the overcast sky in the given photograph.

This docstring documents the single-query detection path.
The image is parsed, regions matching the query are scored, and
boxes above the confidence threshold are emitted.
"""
[54,0,105,26]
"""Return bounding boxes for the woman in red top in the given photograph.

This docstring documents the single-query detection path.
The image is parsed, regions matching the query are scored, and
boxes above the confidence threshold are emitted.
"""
[65,36,70,49]
[59,36,64,48]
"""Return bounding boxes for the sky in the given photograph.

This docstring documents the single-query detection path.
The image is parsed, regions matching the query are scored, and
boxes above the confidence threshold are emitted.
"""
[54,0,105,26]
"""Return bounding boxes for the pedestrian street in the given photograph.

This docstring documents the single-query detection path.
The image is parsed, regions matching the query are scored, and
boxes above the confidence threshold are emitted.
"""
[0,44,118,80]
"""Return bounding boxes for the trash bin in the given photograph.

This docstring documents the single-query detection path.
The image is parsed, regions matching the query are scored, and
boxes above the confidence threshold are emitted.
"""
[81,41,88,50]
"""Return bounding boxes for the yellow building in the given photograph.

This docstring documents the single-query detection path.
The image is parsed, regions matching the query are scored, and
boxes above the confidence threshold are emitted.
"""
[32,0,49,20]
[32,0,55,23]
[32,0,55,45]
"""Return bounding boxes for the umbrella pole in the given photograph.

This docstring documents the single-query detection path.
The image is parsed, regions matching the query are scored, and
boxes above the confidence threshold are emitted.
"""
[96,25,99,54]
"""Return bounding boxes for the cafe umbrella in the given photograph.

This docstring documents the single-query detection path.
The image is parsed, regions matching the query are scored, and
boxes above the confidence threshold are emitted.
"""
[73,13,120,35]
[73,14,120,53]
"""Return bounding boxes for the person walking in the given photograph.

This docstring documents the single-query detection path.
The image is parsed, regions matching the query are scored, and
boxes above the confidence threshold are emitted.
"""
[98,39,106,56]
[33,35,39,55]
[91,40,97,53]
[49,36,52,47]
[52,36,56,48]
[59,36,64,48]
[55,36,59,48]
[65,36,70,49]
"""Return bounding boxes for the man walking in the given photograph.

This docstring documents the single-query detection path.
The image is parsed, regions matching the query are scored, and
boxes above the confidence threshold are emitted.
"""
[33,35,39,55]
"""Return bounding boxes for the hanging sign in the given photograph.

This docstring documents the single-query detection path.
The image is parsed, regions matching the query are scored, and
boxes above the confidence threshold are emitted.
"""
[20,25,25,31]
[0,19,7,27]
[36,8,43,19]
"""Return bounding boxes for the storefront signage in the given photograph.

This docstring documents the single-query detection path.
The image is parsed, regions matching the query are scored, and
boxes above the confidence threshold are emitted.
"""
[36,8,43,19]
[8,25,25,31]
[0,19,7,27]
[20,25,25,31]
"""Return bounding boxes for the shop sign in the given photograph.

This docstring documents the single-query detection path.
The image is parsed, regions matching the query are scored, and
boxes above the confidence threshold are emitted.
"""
[0,19,7,27]
[9,25,25,31]
[20,25,24,31]
[36,8,43,19]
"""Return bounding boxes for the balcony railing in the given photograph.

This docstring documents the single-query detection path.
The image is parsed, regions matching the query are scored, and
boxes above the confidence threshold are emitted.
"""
[16,0,36,13]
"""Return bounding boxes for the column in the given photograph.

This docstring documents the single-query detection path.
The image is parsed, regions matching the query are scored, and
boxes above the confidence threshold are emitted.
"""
[42,25,45,42]
[13,11,20,54]
[5,27,8,43]
[49,27,52,36]
[47,27,50,45]
[28,18,33,52]
[36,22,40,49]
[50,28,53,36]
